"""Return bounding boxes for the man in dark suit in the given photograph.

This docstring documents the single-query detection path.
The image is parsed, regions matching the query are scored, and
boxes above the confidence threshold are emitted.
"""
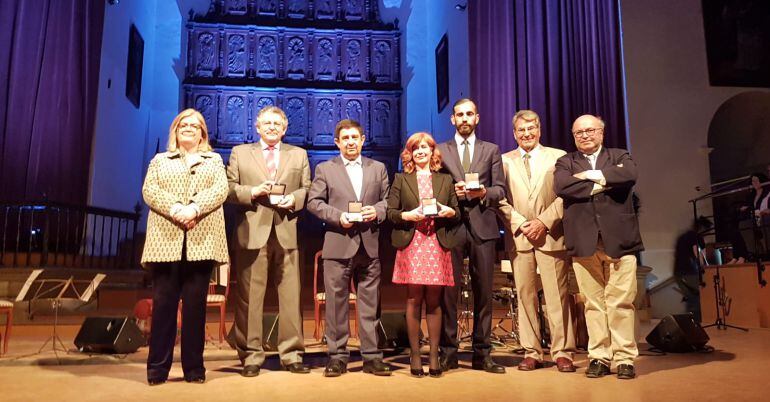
[307,119,392,377]
[436,99,507,374]
[554,114,643,380]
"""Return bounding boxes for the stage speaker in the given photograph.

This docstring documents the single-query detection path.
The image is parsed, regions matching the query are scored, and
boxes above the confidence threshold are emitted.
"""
[74,317,145,354]
[646,314,709,352]
[225,313,280,351]
[377,311,414,349]
[263,313,279,351]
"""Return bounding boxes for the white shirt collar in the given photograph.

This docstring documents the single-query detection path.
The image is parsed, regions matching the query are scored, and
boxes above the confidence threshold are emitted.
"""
[518,144,542,158]
[583,145,602,160]
[455,132,476,147]
[260,139,281,151]
[342,155,362,166]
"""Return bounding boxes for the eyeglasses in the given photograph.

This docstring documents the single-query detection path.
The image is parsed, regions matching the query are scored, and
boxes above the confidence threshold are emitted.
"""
[572,127,602,137]
[515,125,540,134]
[179,123,201,130]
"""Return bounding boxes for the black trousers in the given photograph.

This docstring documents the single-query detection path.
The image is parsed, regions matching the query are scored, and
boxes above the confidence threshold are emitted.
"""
[440,226,496,361]
[147,259,213,381]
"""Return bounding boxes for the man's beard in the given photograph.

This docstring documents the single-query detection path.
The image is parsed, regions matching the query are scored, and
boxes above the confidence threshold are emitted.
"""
[457,123,475,135]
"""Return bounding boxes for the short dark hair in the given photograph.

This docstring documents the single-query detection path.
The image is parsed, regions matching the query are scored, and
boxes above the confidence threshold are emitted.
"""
[334,119,363,139]
[452,98,477,114]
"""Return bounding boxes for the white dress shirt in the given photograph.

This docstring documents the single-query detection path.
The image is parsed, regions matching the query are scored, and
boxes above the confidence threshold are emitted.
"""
[582,146,606,194]
[260,139,281,169]
[455,132,477,163]
[343,155,363,201]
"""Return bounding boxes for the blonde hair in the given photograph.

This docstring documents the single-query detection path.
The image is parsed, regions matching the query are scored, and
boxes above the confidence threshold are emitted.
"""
[256,106,288,128]
[167,108,212,153]
[512,109,540,128]
[401,132,443,173]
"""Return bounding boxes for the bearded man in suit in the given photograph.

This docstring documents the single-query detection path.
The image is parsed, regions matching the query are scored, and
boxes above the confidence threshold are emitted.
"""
[436,98,507,374]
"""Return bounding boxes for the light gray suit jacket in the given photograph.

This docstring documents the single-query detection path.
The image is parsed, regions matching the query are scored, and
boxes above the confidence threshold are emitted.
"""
[227,142,311,250]
[307,156,389,259]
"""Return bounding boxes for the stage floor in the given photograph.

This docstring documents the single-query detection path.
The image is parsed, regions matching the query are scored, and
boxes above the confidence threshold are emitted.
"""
[0,321,766,402]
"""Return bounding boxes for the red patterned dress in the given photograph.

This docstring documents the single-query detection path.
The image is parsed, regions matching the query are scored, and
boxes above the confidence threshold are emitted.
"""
[392,172,454,286]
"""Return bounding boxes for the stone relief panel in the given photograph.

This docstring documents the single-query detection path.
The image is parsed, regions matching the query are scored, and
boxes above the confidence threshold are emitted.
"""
[283,95,308,145]
[194,92,218,141]
[343,0,364,21]
[256,35,278,78]
[312,97,337,146]
[284,35,308,79]
[286,0,308,19]
[343,38,365,82]
[257,0,278,16]
[224,0,247,15]
[187,24,400,84]
[219,93,248,145]
[194,31,217,77]
[225,33,247,77]
[314,36,337,81]
[184,87,400,159]
[315,0,336,20]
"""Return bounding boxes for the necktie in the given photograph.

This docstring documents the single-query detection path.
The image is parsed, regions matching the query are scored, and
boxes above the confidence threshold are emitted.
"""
[523,153,531,180]
[266,145,277,179]
[462,140,471,173]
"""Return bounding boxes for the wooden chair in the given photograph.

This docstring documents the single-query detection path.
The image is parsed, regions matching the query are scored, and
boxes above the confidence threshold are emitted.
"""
[206,264,230,344]
[0,299,12,356]
[313,250,357,341]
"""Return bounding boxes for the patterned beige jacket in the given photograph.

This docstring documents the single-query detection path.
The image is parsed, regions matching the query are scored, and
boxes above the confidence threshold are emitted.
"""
[141,151,229,267]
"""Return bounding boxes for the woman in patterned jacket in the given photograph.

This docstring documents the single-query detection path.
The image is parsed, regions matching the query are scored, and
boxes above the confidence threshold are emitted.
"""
[141,108,229,385]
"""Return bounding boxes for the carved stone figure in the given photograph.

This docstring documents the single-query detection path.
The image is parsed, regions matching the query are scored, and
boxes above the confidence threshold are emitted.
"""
[228,35,246,74]
[345,99,362,122]
[285,97,306,138]
[317,99,335,136]
[287,37,305,74]
[226,96,245,134]
[196,95,215,139]
[259,0,277,13]
[346,40,361,77]
[197,33,215,73]
[288,0,305,14]
[228,0,246,13]
[374,100,390,140]
[259,37,276,73]
[317,39,333,75]
[347,0,362,16]
[318,0,334,16]
[374,41,391,77]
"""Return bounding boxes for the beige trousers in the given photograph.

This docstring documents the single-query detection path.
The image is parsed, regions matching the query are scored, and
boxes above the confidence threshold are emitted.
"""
[572,248,638,366]
[511,249,576,361]
[231,231,305,366]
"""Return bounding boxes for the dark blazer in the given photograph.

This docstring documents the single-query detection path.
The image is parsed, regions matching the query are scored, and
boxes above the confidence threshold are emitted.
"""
[307,156,390,259]
[387,171,461,249]
[436,138,506,241]
[553,147,644,259]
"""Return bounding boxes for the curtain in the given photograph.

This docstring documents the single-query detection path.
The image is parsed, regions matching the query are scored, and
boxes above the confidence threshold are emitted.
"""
[0,0,105,204]
[469,0,627,153]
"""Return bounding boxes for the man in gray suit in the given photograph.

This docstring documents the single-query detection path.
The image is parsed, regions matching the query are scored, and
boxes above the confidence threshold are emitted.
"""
[436,99,507,373]
[307,119,392,377]
[227,106,311,377]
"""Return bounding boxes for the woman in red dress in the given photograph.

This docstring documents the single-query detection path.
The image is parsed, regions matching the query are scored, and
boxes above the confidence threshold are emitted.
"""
[387,132,460,377]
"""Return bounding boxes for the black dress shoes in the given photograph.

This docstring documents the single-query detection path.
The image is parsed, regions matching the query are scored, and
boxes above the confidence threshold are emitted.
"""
[585,359,610,378]
[362,359,392,376]
[439,355,459,372]
[323,359,347,377]
[241,364,261,377]
[147,378,166,386]
[283,362,311,374]
[616,364,636,379]
[184,375,206,384]
[428,368,442,378]
[472,357,506,374]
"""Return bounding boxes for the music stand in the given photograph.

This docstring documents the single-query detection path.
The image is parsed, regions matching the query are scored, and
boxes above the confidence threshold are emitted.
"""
[15,271,105,362]
[491,259,520,347]
[457,258,474,344]
[698,250,747,332]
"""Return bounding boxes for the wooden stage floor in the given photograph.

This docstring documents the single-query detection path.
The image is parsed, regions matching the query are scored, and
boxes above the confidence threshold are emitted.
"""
[0,318,766,402]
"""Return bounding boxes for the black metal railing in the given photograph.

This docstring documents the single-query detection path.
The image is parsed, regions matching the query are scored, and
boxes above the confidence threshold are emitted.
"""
[0,200,141,270]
